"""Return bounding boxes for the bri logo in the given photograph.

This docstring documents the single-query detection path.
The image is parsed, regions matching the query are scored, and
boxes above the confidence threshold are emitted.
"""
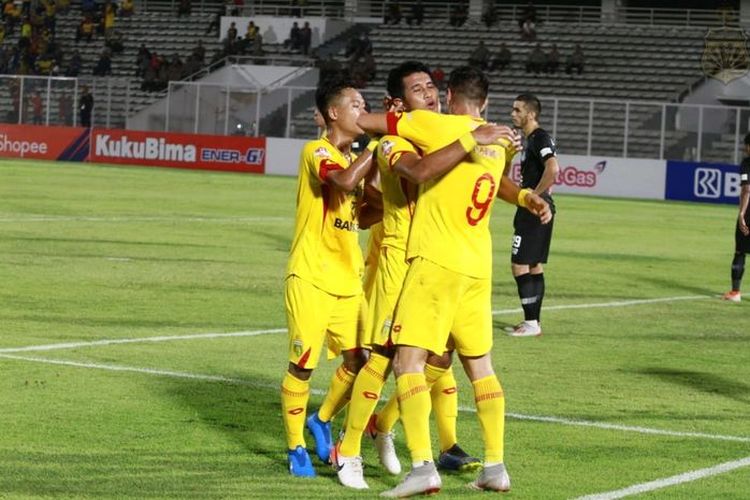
[693,168,741,199]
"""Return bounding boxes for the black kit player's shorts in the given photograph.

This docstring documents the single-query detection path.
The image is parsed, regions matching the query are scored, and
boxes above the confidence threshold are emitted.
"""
[736,212,750,253]
[511,206,554,265]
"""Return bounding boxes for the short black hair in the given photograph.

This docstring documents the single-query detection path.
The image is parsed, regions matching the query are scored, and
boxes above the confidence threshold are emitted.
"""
[448,65,489,105]
[744,132,750,146]
[315,75,355,123]
[386,61,433,100]
[515,93,542,118]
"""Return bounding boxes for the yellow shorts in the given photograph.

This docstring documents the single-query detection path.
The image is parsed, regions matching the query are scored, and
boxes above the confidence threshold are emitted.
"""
[391,257,492,357]
[285,275,365,369]
[363,245,408,348]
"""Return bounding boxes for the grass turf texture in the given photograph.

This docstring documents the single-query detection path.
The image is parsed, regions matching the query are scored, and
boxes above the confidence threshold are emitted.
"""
[0,159,748,499]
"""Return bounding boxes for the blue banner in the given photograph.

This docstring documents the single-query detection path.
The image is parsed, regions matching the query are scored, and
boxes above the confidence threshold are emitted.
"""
[665,161,742,204]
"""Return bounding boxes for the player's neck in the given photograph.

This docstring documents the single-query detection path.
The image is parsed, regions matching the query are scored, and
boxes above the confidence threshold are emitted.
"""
[523,121,539,137]
[448,100,481,118]
[325,128,353,154]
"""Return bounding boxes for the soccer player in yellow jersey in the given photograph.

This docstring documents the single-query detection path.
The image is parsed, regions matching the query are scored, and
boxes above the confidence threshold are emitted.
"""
[330,62,515,489]
[282,77,378,477]
[357,66,551,496]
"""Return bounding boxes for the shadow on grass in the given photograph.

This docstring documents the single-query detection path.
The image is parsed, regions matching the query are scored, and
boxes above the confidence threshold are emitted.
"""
[3,235,223,248]
[635,368,750,404]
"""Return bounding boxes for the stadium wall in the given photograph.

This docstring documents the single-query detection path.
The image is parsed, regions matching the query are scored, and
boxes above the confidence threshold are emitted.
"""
[0,125,743,205]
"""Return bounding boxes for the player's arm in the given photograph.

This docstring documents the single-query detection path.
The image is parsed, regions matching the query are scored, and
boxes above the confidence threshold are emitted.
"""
[739,183,750,236]
[393,124,520,184]
[534,156,560,196]
[358,167,383,229]
[497,177,552,224]
[325,141,377,192]
[357,112,389,136]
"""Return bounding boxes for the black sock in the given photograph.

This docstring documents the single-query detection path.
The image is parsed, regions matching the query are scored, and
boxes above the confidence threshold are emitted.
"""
[732,253,746,291]
[531,273,545,322]
[514,273,536,321]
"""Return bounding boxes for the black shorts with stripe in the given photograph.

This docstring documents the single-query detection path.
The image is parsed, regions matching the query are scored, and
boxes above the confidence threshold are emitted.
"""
[511,206,554,265]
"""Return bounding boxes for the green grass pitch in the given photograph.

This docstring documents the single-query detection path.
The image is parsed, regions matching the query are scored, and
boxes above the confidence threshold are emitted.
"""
[0,159,748,499]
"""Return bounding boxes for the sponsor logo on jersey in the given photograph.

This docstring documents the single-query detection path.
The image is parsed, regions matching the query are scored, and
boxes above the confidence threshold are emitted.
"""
[314,146,331,158]
[381,140,394,156]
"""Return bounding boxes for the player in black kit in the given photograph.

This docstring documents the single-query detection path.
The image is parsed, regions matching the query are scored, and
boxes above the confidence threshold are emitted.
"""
[722,133,750,302]
[506,94,560,337]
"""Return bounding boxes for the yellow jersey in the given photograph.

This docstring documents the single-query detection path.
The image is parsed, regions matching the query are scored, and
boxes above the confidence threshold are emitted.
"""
[376,135,418,252]
[286,137,363,296]
[387,109,510,279]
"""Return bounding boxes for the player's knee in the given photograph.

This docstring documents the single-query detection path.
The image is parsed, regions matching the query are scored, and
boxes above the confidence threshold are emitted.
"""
[342,348,367,373]
[426,350,452,369]
[287,362,313,381]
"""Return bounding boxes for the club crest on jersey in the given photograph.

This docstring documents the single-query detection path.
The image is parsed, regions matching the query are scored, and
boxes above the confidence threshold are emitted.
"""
[314,147,331,159]
[293,338,303,357]
[381,140,394,156]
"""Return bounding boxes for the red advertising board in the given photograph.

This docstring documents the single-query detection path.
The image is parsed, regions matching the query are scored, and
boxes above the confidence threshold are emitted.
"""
[0,124,90,161]
[89,128,265,173]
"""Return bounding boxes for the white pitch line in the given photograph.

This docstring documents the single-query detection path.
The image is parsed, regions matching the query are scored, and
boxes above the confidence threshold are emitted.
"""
[0,328,287,354]
[0,295,708,354]
[491,295,708,315]
[2,352,749,446]
[0,215,291,223]
[574,456,750,500]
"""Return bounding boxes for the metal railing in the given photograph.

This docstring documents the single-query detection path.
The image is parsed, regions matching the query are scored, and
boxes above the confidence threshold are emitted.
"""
[4,74,748,165]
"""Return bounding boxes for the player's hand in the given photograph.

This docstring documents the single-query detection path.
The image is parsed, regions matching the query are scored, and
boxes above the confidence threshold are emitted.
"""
[524,192,552,224]
[740,213,749,236]
[472,124,521,151]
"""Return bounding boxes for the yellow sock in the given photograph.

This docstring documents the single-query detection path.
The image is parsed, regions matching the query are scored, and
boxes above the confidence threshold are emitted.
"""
[318,364,356,422]
[472,375,505,463]
[427,365,458,452]
[339,353,391,456]
[396,373,433,463]
[280,372,310,450]
[375,390,400,434]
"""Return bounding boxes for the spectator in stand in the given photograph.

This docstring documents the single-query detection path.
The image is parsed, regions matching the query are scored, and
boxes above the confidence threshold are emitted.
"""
[285,21,301,52]
[205,4,223,33]
[226,21,237,44]
[384,1,401,25]
[468,40,490,71]
[566,43,585,74]
[35,50,55,74]
[482,2,497,29]
[120,0,134,16]
[56,0,71,14]
[92,49,112,76]
[526,43,546,74]
[76,16,94,42]
[449,3,467,27]
[105,29,124,53]
[20,16,31,42]
[300,21,311,55]
[79,85,93,126]
[490,42,512,72]
[80,0,95,15]
[65,49,81,76]
[546,43,560,73]
[30,91,43,124]
[3,1,21,33]
[292,0,306,18]
[520,18,536,41]
[245,20,258,43]
[135,43,150,76]
[251,32,265,64]
[519,0,537,28]
[103,1,115,37]
[192,39,205,63]
[177,0,190,16]
[363,51,376,81]
[407,0,423,26]
[167,54,183,81]
[432,64,445,89]
[58,91,72,125]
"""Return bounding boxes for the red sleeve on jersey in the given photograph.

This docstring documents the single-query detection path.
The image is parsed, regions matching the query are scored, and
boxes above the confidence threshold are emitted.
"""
[319,159,344,182]
[386,112,401,136]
